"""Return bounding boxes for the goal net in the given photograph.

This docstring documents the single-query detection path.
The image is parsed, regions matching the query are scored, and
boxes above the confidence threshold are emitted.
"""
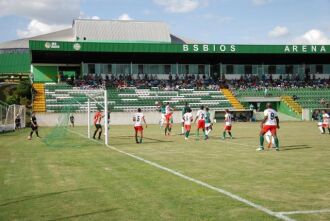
[43,90,109,147]
[0,103,26,132]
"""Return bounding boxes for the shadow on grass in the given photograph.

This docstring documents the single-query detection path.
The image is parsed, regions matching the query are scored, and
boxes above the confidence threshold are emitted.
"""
[0,187,97,207]
[281,145,312,151]
[47,208,120,221]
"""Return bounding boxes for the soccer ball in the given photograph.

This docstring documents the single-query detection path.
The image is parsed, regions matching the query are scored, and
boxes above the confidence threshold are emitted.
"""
[155,101,159,105]
[27,136,31,140]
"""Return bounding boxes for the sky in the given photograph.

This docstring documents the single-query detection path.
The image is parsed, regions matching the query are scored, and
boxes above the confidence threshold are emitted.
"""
[0,0,329,44]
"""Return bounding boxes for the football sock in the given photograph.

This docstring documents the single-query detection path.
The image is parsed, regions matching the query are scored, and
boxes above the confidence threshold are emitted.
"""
[169,127,172,133]
[36,131,39,137]
[328,128,330,133]
[181,126,184,134]
[223,131,226,138]
[98,131,102,139]
[259,135,264,147]
[30,131,33,137]
[319,126,324,133]
[165,127,168,135]
[203,130,206,138]
[322,128,325,133]
[274,137,279,148]
[196,130,199,139]
[228,132,232,138]
[93,130,97,138]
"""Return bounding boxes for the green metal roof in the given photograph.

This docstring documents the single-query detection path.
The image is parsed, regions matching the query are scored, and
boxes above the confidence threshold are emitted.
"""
[29,40,330,54]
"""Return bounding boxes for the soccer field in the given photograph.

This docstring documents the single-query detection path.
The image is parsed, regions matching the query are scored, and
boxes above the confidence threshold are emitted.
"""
[0,122,329,221]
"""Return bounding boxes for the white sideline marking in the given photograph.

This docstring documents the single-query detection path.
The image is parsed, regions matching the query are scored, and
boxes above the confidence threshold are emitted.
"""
[67,129,295,221]
[278,209,330,215]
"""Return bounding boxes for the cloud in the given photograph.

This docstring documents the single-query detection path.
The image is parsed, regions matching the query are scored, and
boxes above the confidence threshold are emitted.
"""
[16,19,70,38]
[0,0,81,24]
[252,0,271,6]
[79,12,101,20]
[292,29,330,44]
[153,0,202,13]
[0,1,101,38]
[117,13,133,20]
[268,26,289,38]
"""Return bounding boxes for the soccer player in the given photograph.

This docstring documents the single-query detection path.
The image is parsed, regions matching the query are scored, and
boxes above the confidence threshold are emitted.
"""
[159,102,166,128]
[194,105,207,140]
[15,114,21,130]
[321,110,330,134]
[164,102,173,136]
[222,109,233,139]
[133,108,147,143]
[317,111,324,133]
[181,102,190,135]
[28,112,40,140]
[93,109,103,139]
[257,103,280,151]
[69,114,75,127]
[183,108,193,140]
[265,131,275,148]
[205,107,212,139]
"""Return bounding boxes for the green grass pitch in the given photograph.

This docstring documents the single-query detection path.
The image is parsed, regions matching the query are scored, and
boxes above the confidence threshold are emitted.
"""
[0,122,329,221]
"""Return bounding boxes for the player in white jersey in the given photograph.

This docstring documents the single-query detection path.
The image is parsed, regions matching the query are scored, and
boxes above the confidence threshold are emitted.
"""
[194,105,207,140]
[321,110,330,134]
[133,108,147,144]
[183,108,193,140]
[222,109,233,139]
[257,103,280,151]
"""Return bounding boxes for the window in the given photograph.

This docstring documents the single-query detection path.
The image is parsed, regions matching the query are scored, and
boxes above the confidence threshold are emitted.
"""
[138,65,143,74]
[226,65,233,74]
[88,64,95,74]
[286,65,293,74]
[198,65,205,75]
[244,65,252,75]
[316,65,323,74]
[164,65,171,74]
[268,65,276,75]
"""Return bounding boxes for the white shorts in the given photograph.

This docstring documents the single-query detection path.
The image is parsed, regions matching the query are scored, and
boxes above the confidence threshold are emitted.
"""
[205,123,211,128]
[318,122,323,126]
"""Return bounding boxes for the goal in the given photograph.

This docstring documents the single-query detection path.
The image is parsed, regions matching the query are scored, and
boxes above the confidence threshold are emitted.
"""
[0,103,26,132]
[43,89,109,146]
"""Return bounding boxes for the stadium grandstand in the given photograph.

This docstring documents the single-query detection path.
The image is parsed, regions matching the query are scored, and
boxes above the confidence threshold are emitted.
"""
[0,19,329,122]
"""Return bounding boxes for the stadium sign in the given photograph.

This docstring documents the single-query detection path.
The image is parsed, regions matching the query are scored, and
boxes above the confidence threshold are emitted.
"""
[284,45,327,53]
[183,44,236,53]
[44,42,60,49]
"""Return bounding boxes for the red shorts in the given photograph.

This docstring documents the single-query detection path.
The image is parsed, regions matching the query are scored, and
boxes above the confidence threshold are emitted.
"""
[262,125,277,135]
[165,113,172,122]
[184,124,191,131]
[134,126,143,132]
[224,125,232,131]
[197,120,205,129]
[322,123,329,128]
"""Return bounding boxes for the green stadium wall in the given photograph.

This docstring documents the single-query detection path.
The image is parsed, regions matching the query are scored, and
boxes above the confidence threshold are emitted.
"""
[33,66,58,82]
[0,53,30,74]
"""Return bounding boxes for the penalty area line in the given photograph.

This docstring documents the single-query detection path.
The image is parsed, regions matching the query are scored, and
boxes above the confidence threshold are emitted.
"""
[67,129,295,221]
[278,209,330,215]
